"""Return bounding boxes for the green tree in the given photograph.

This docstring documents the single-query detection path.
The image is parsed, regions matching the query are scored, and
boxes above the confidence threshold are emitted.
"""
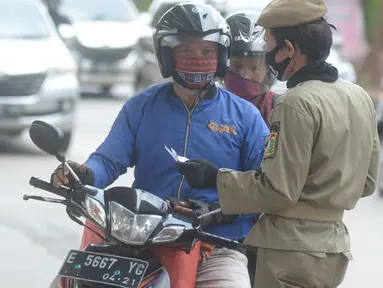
[363,0,381,43]
[133,0,152,11]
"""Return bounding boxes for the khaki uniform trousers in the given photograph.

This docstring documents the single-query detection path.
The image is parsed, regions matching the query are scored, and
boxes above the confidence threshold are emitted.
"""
[253,248,349,288]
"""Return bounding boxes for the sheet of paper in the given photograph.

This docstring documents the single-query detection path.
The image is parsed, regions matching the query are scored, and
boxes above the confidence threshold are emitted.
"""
[165,145,189,162]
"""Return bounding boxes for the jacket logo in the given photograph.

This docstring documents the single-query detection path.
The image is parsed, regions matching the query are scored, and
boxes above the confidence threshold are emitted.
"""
[264,122,280,159]
[208,121,237,135]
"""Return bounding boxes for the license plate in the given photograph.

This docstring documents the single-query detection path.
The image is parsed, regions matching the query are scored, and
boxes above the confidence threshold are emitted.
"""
[92,63,117,73]
[58,250,149,288]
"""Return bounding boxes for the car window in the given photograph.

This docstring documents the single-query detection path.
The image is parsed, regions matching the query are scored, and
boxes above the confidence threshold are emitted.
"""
[59,0,138,22]
[0,1,51,39]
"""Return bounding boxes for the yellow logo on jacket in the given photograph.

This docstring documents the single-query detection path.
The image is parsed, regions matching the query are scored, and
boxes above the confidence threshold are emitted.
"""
[264,122,280,159]
[208,121,237,135]
[264,132,277,158]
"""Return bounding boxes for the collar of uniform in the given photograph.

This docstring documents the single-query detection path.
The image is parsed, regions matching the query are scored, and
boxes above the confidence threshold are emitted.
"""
[169,82,217,99]
[287,61,339,89]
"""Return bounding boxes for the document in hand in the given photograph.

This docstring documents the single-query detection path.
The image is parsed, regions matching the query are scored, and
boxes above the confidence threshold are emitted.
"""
[165,145,189,163]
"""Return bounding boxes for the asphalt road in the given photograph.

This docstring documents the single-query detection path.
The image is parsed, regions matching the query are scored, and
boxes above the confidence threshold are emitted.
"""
[0,97,382,287]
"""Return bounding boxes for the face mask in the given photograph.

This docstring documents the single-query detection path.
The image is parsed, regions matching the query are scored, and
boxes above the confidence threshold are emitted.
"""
[224,71,264,100]
[266,42,292,81]
[173,56,218,90]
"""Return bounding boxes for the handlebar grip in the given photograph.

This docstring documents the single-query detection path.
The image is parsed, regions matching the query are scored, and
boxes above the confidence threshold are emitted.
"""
[29,177,68,198]
[197,231,240,250]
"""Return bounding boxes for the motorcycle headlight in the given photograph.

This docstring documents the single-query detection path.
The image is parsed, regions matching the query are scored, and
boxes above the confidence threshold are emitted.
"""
[85,195,106,229]
[110,201,162,245]
[151,225,185,244]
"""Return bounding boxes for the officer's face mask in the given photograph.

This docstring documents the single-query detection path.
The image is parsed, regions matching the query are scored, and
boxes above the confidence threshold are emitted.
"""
[266,42,292,81]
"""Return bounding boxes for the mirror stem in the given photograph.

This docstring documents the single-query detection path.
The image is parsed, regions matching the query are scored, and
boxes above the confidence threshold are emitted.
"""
[56,152,66,163]
[197,208,221,220]
[64,161,82,184]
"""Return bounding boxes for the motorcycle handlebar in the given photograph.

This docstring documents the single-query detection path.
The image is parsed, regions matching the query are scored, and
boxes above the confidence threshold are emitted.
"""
[29,176,98,197]
[29,177,68,198]
[197,230,240,250]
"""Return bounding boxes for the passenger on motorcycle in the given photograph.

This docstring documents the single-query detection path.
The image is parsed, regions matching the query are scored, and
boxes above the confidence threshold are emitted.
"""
[51,3,269,288]
[224,11,278,125]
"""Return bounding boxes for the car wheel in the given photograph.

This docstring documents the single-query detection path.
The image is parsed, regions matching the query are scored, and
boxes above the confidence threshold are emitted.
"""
[61,131,72,153]
[101,85,112,97]
[134,71,151,94]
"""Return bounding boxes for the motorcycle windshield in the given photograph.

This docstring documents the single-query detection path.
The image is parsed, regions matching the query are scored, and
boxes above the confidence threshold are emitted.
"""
[106,186,168,216]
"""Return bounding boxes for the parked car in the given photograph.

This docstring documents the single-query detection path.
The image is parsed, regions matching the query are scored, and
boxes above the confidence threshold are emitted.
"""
[0,0,79,151]
[52,0,141,95]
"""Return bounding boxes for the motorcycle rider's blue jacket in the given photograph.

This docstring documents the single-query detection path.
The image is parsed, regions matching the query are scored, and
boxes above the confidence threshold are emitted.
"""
[85,83,269,240]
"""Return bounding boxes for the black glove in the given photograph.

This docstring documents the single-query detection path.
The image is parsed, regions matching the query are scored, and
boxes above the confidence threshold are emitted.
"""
[187,199,238,229]
[51,160,94,187]
[175,159,218,189]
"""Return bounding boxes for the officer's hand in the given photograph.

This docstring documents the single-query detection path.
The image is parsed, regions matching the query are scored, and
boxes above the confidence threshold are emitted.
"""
[175,159,218,189]
[50,160,94,188]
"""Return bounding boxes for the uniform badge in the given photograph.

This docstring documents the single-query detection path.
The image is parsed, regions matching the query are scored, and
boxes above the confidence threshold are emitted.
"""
[264,122,280,159]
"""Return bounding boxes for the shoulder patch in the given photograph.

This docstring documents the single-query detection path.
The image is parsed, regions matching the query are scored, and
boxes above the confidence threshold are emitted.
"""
[264,122,280,159]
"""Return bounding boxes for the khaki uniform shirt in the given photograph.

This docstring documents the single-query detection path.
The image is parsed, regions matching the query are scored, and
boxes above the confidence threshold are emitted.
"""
[217,79,379,255]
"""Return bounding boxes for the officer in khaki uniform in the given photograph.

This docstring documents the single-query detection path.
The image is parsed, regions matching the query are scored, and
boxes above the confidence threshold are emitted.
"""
[176,0,380,287]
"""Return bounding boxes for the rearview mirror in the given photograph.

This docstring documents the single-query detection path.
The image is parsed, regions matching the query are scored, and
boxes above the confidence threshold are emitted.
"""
[29,120,66,161]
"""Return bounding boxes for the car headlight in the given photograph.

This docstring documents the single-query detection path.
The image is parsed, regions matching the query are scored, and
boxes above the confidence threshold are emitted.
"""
[151,225,185,244]
[110,201,162,245]
[85,195,106,229]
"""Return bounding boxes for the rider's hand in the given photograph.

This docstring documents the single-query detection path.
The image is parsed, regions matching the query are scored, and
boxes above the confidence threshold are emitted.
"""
[175,159,218,189]
[187,199,212,228]
[50,160,94,188]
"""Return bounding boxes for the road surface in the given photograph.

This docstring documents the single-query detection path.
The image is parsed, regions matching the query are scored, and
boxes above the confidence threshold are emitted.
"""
[0,98,382,287]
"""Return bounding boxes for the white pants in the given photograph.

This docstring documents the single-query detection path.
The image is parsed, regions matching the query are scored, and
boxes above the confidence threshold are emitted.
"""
[195,247,251,288]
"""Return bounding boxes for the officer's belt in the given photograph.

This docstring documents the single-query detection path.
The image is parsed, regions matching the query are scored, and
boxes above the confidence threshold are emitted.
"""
[269,201,344,221]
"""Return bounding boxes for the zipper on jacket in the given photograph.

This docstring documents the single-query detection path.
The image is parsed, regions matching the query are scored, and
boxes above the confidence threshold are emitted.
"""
[177,101,199,199]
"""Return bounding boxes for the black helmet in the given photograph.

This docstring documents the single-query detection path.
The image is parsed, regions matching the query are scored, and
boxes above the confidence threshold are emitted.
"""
[153,3,231,83]
[226,11,276,87]
[226,11,266,57]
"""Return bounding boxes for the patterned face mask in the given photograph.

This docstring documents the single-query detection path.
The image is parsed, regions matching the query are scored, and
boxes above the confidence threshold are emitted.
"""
[173,56,218,89]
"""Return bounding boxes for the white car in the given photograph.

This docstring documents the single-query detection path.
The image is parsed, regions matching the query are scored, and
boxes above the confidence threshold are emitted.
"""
[0,0,79,152]
[55,0,142,96]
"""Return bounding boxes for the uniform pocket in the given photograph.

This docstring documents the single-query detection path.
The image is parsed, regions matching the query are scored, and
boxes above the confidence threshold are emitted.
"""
[332,252,350,287]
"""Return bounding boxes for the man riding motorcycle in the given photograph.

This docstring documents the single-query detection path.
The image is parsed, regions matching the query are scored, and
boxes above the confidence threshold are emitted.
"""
[51,3,269,287]
[224,11,278,125]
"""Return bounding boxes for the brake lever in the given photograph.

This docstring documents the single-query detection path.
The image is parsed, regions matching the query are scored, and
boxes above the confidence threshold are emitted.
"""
[23,194,67,205]
[197,208,221,219]
[65,204,106,242]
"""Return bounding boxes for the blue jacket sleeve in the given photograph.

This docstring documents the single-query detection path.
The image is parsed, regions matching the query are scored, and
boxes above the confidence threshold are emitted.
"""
[241,105,270,171]
[85,97,141,189]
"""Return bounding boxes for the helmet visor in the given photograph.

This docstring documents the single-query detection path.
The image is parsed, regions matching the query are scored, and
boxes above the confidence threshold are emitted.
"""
[231,30,267,56]
[160,31,230,49]
[228,54,276,88]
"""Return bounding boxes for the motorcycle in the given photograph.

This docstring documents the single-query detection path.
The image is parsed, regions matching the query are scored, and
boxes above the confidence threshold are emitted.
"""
[24,120,240,288]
